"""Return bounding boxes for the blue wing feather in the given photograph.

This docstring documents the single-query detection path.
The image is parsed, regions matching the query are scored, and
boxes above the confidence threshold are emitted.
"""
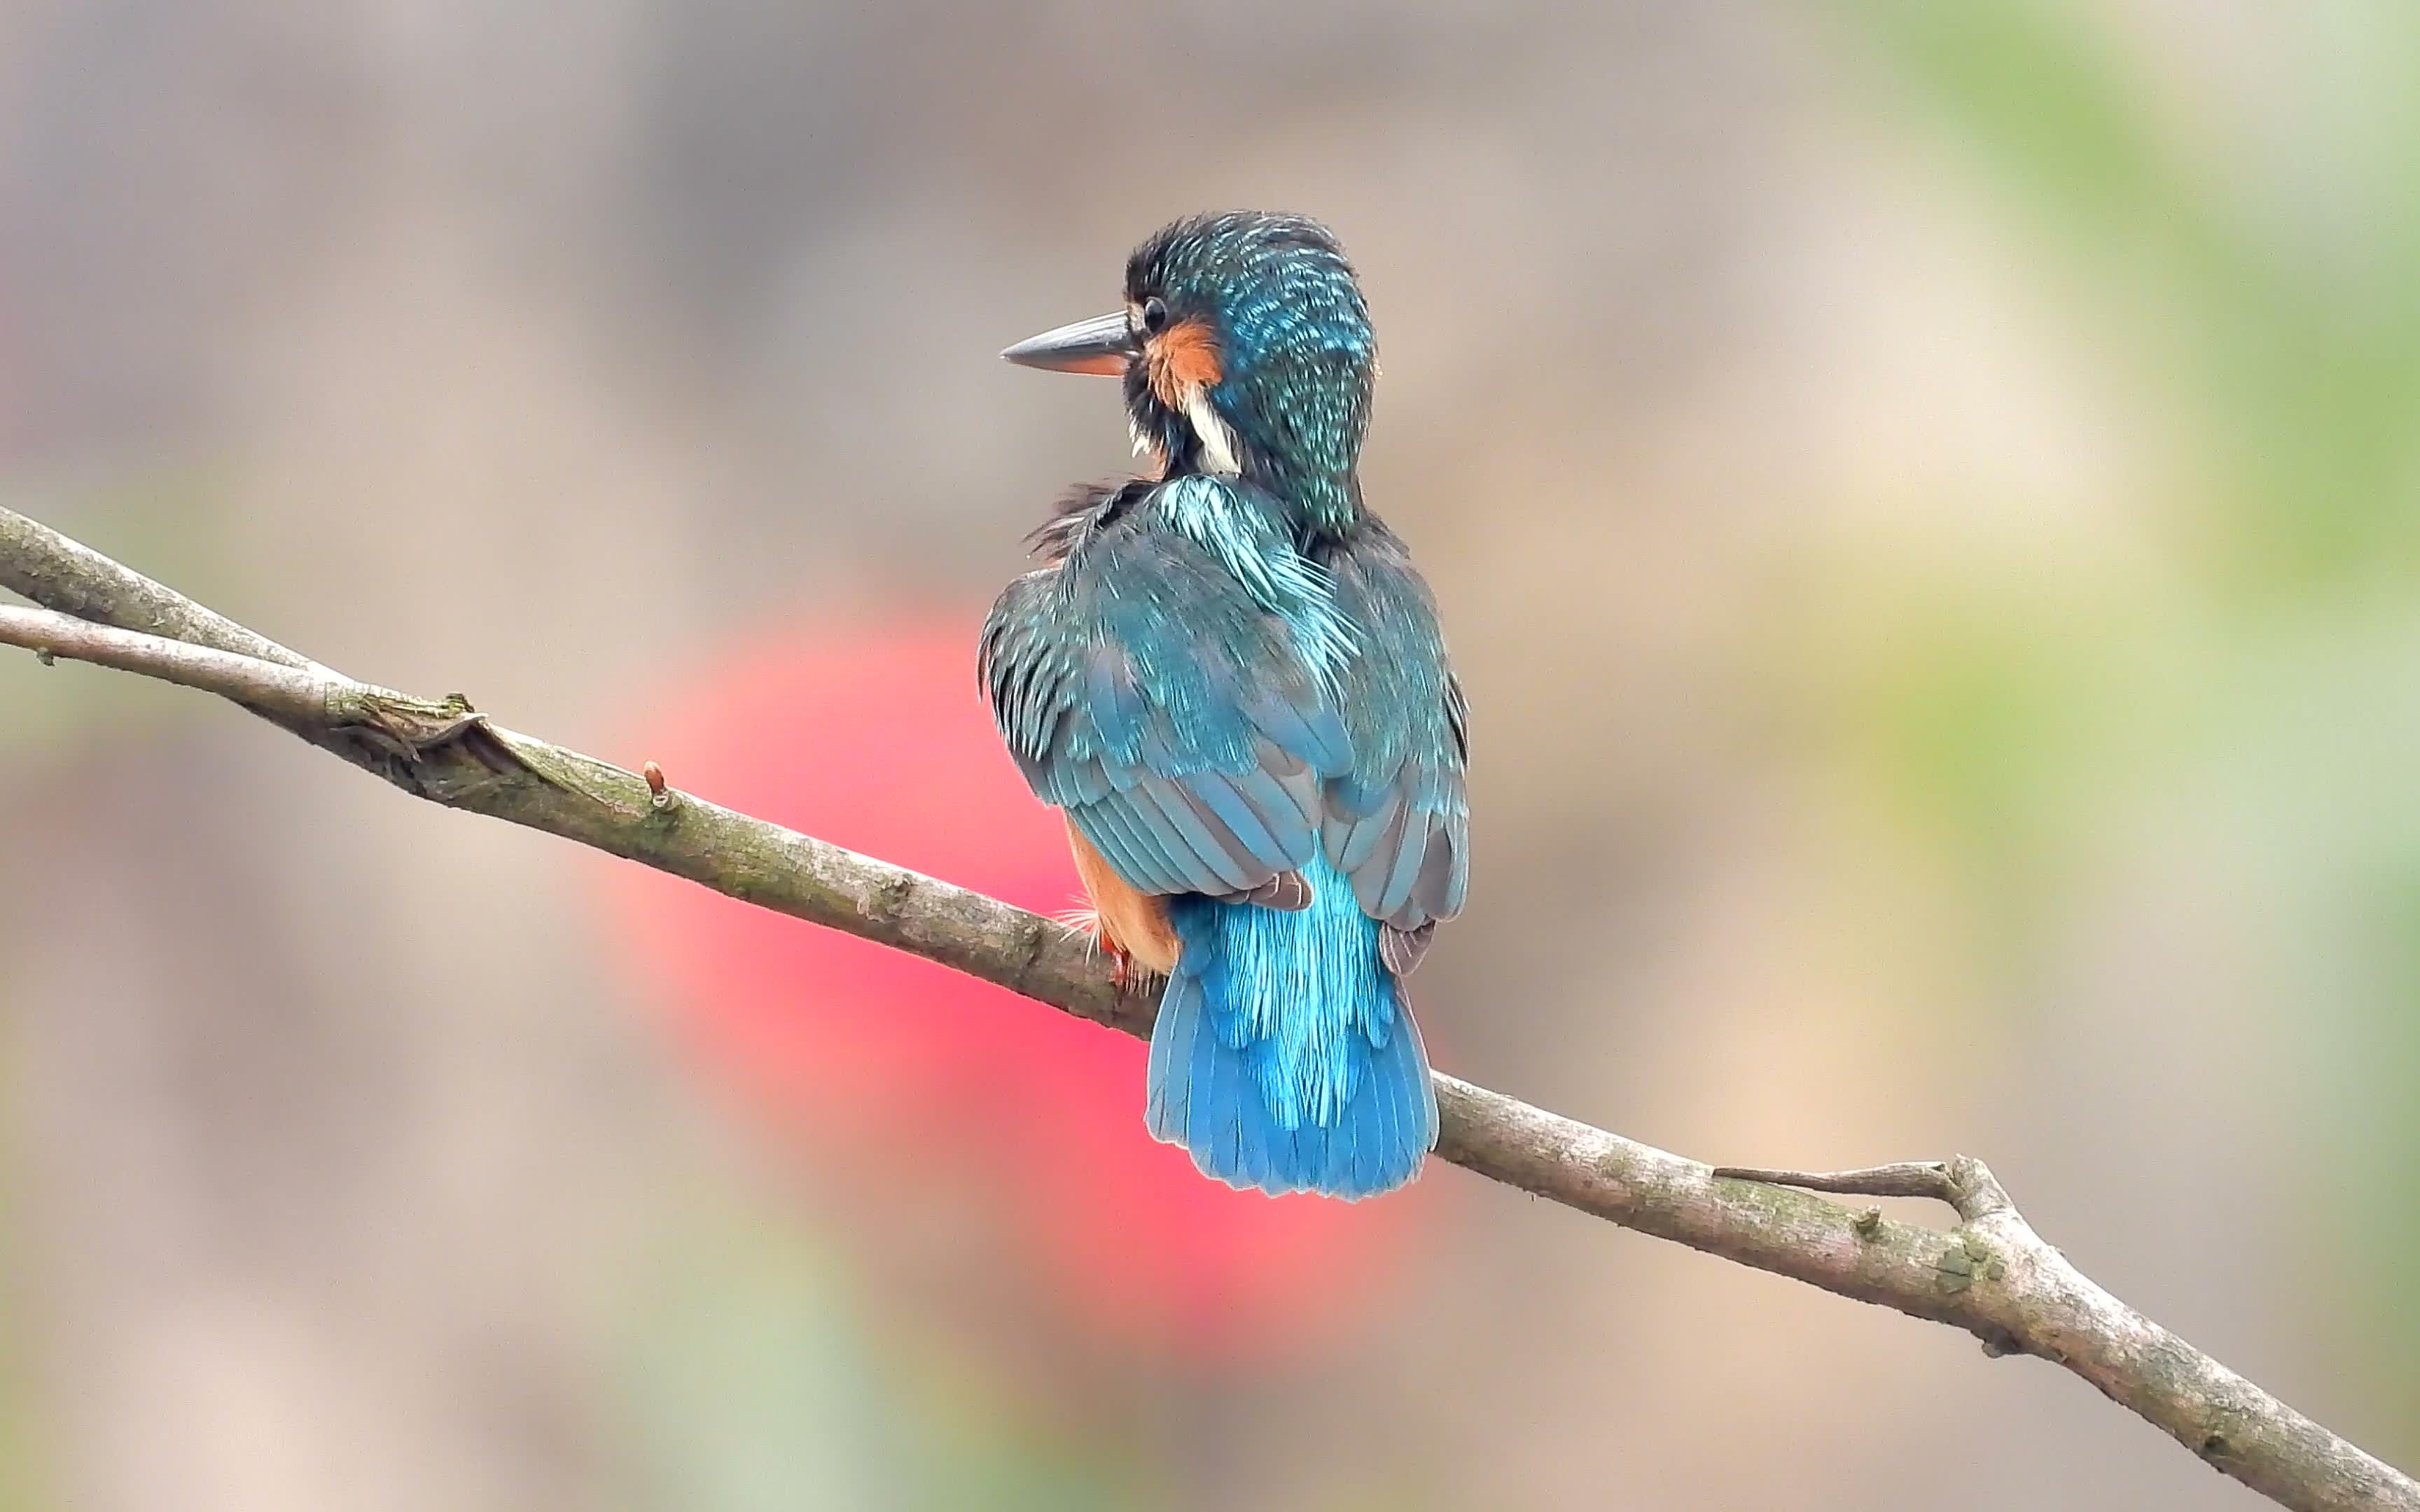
[1316,523,1471,933]
[982,480,1460,1200]
[983,495,1467,931]
[980,481,1353,902]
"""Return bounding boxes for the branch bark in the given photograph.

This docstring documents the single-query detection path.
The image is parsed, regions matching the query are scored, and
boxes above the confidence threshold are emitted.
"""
[3,503,2409,1512]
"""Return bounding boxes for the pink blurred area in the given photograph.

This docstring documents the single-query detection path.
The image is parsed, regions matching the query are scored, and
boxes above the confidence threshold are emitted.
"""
[611,620,1429,1364]
[2,2,2417,1509]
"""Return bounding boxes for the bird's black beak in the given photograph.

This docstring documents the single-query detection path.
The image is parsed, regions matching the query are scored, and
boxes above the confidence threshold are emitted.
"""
[1001,312,1135,376]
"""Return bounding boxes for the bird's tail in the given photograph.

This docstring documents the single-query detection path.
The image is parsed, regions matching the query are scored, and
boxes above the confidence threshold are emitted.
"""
[1146,855,1438,1198]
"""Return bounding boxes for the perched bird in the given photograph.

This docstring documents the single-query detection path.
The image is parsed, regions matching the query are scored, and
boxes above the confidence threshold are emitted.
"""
[980,213,1469,1198]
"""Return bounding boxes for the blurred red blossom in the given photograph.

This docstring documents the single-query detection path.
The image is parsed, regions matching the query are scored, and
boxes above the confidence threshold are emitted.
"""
[605,613,1429,1364]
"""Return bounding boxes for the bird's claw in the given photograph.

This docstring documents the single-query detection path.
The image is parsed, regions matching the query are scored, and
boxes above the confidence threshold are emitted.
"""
[1056,901,1139,990]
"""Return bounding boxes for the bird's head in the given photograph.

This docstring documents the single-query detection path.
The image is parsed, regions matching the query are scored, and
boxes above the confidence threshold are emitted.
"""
[1003,212,1375,528]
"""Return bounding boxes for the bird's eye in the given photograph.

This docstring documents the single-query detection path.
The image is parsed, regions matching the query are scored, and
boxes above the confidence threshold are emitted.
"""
[1139,297,1169,335]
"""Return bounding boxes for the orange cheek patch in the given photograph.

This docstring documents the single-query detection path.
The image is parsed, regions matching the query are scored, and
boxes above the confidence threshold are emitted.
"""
[1146,317,1223,409]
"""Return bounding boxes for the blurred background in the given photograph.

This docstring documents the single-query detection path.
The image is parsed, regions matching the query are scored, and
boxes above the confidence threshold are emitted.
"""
[3,1,2416,1506]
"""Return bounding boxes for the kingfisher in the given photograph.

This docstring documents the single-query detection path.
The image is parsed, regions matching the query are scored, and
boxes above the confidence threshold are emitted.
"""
[979,212,1470,1198]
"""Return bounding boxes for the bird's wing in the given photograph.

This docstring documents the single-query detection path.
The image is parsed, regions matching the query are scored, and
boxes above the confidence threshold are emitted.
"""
[1319,523,1471,937]
[980,514,1351,899]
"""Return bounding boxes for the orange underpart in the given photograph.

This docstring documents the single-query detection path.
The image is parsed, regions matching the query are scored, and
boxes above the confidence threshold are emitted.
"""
[1065,816,1182,974]
[1146,316,1223,410]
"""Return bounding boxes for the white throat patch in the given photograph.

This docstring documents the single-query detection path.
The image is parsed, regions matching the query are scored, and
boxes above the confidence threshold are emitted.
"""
[1183,387,1243,478]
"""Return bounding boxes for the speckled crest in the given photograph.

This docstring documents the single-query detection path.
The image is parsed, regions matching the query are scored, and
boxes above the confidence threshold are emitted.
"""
[1126,214,1371,363]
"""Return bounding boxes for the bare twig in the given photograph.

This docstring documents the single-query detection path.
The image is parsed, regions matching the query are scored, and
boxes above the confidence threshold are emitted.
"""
[0,604,367,723]
[1709,1161,1968,1204]
[2,502,2410,1512]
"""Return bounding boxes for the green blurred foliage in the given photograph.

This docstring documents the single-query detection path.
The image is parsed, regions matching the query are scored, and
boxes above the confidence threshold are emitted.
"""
[0,1004,49,1512]
[1844,0,2420,595]
[0,469,249,763]
[1832,0,2420,1423]
[618,1203,1150,1512]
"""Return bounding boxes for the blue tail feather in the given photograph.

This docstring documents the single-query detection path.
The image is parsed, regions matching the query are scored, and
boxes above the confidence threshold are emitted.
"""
[1146,856,1438,1198]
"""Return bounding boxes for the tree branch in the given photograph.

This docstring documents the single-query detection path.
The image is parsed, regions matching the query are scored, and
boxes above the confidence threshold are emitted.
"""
[2,502,2409,1512]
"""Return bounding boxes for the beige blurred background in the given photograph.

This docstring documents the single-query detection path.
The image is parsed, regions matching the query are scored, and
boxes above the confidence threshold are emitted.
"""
[5,1,2419,1507]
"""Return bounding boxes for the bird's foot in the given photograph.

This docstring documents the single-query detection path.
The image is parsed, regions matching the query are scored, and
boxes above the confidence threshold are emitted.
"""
[1053,902,1106,953]
[1055,902,1142,990]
